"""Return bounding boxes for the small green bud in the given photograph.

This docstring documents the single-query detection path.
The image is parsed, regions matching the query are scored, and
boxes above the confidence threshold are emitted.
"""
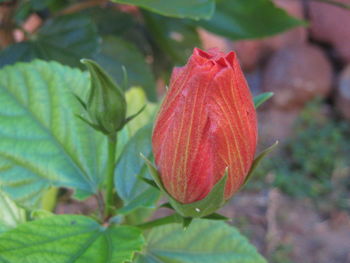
[80,59,127,135]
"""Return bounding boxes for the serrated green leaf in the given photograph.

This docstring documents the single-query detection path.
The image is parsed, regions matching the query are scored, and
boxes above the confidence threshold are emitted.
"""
[134,219,266,263]
[0,215,144,263]
[115,125,160,215]
[0,14,99,68]
[0,60,109,208]
[112,0,215,20]
[0,191,25,233]
[198,0,306,40]
[94,36,157,102]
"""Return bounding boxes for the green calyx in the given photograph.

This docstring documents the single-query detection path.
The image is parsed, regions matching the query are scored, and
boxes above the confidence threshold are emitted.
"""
[141,154,229,218]
[78,59,127,135]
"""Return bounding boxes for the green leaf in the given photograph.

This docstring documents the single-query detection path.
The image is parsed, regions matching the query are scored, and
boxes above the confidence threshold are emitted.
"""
[0,215,144,263]
[0,191,25,233]
[94,36,157,102]
[198,0,306,40]
[112,0,215,20]
[0,14,99,68]
[135,219,266,263]
[0,223,8,233]
[125,87,157,136]
[89,7,136,35]
[143,12,202,65]
[254,92,274,108]
[0,60,108,208]
[115,125,160,215]
[30,209,54,220]
[30,0,55,10]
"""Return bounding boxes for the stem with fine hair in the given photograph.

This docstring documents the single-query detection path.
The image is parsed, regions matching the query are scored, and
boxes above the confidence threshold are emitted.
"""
[105,133,117,218]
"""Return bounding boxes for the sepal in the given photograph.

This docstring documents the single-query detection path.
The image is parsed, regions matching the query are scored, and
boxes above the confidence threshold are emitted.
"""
[141,153,229,218]
[243,141,279,186]
[254,92,274,109]
[123,105,146,126]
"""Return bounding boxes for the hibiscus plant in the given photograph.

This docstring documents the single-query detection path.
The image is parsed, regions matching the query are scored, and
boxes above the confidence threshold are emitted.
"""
[0,0,305,262]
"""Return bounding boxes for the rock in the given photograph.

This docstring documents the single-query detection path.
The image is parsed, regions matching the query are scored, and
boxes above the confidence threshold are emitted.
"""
[309,0,350,63]
[198,28,233,53]
[262,44,333,110]
[258,109,299,145]
[233,40,265,72]
[245,69,263,96]
[336,65,350,120]
[264,0,307,52]
[232,0,307,72]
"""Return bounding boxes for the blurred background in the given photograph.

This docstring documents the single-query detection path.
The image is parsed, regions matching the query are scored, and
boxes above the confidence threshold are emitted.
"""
[0,0,349,262]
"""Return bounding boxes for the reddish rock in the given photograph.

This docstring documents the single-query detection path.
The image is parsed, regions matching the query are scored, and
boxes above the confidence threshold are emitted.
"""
[336,65,350,120]
[198,28,233,53]
[264,0,307,52]
[258,109,299,144]
[262,44,332,110]
[232,0,307,72]
[309,0,350,62]
[233,40,265,72]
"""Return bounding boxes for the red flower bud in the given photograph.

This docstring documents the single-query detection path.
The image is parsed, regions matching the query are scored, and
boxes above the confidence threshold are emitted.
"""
[152,48,257,204]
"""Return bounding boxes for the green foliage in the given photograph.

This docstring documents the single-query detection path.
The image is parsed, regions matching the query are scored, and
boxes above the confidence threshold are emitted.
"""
[111,0,215,20]
[0,0,305,260]
[269,245,295,263]
[94,36,157,102]
[0,215,145,263]
[0,191,25,233]
[143,12,202,65]
[124,87,157,136]
[198,0,306,40]
[0,14,99,68]
[135,219,267,263]
[1,0,305,102]
[0,60,108,208]
[253,101,350,207]
[116,125,160,215]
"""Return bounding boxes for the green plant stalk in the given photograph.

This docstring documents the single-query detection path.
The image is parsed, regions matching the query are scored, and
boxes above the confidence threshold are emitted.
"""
[105,133,117,218]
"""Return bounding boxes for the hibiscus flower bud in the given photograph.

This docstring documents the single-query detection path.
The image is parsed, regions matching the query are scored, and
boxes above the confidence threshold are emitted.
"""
[80,59,127,135]
[152,48,258,205]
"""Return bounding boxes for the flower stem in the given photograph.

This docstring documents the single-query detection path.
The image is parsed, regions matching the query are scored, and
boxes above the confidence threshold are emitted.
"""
[105,133,117,218]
